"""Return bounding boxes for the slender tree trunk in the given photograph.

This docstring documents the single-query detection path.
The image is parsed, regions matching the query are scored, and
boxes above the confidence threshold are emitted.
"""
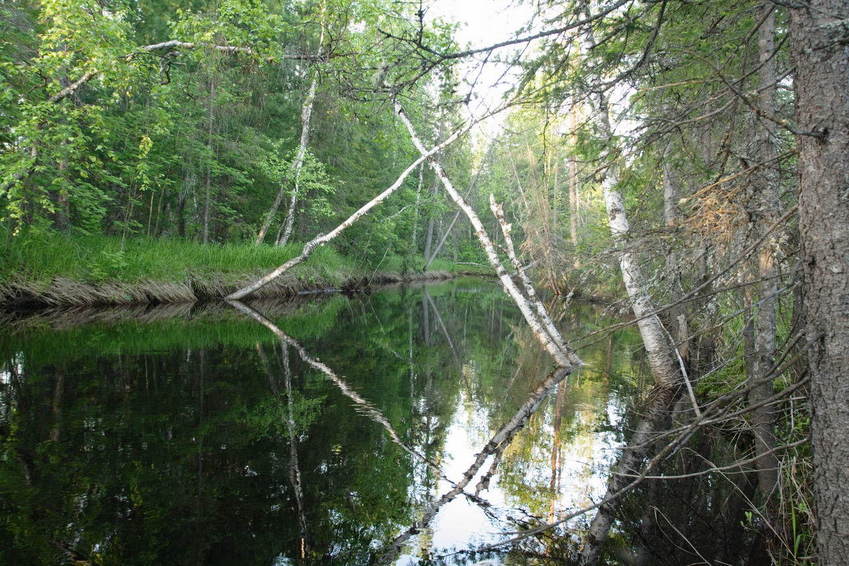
[398,104,578,369]
[567,107,580,268]
[790,1,849,562]
[54,161,70,231]
[424,145,493,269]
[255,3,326,245]
[276,68,320,246]
[411,164,423,249]
[749,2,780,509]
[423,190,436,260]
[202,74,215,245]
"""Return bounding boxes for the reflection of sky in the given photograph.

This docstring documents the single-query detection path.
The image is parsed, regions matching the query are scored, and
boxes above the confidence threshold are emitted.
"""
[398,367,629,563]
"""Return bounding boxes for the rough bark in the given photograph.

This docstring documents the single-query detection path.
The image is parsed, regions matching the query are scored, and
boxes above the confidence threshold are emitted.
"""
[790,1,849,562]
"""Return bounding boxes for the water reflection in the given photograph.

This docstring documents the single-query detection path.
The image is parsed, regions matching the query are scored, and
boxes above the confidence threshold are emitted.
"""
[0,280,758,564]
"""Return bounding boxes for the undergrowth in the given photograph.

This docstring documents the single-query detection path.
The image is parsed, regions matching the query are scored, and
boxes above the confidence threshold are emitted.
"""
[0,232,485,287]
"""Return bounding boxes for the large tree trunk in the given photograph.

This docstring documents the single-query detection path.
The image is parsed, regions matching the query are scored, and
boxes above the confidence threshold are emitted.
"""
[790,1,849,562]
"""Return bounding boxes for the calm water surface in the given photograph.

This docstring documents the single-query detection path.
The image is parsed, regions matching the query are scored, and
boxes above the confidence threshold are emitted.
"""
[0,280,757,565]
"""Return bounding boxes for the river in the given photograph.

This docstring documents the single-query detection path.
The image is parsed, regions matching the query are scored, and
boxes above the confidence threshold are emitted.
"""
[0,279,761,564]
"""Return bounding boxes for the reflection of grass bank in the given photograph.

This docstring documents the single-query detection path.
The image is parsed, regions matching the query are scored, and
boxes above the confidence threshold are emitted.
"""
[0,295,349,364]
[0,233,490,307]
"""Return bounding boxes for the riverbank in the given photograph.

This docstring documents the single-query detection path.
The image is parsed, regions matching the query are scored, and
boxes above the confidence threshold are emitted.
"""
[0,233,490,309]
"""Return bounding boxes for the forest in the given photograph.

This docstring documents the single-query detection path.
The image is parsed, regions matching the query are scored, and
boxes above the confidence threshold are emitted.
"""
[1,0,847,564]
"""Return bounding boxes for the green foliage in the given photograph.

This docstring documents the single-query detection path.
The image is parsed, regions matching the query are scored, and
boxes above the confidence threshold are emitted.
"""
[1,0,473,269]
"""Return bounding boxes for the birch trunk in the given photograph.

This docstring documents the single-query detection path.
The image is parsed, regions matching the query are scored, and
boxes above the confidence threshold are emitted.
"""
[594,95,681,388]
[255,3,326,245]
[276,65,320,246]
[425,143,494,269]
[228,115,476,299]
[577,7,680,387]
[490,195,569,355]
[568,107,581,268]
[396,104,578,369]
[411,164,423,248]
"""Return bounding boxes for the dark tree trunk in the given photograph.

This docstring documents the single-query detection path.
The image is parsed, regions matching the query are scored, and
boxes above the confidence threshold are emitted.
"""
[748,1,780,512]
[790,1,849,562]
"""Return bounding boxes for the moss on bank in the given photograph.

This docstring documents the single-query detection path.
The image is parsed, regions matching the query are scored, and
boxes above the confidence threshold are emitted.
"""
[0,233,490,308]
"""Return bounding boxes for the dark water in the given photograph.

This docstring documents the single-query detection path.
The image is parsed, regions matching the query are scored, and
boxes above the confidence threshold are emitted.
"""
[0,280,758,565]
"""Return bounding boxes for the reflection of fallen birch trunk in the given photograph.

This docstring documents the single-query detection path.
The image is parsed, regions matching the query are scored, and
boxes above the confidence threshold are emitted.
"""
[458,384,682,562]
[377,366,570,565]
[230,300,451,484]
[396,103,579,371]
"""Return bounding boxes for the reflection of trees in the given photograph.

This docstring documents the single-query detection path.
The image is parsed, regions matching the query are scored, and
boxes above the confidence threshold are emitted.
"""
[376,366,570,565]
[2,285,477,564]
[1,346,325,564]
[3,281,698,565]
[580,386,683,565]
[256,342,308,559]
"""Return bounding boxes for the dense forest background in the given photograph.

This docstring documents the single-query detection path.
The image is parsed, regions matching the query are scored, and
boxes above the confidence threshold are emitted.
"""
[2,0,848,563]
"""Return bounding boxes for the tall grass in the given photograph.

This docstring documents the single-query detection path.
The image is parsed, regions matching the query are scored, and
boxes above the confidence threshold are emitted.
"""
[0,232,490,286]
[0,233,356,285]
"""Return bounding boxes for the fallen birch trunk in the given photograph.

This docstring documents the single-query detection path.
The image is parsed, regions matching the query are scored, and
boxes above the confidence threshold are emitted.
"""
[396,103,579,369]
[227,116,476,300]
[490,194,570,356]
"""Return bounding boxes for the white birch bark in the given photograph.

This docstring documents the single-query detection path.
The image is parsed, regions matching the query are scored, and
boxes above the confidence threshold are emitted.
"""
[490,195,570,356]
[228,115,476,300]
[256,2,326,245]
[396,103,579,369]
[595,97,681,388]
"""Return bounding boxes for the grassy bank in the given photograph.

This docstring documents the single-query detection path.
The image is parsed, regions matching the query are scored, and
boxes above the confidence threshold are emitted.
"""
[0,233,489,308]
